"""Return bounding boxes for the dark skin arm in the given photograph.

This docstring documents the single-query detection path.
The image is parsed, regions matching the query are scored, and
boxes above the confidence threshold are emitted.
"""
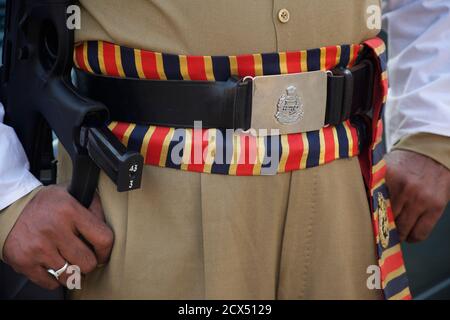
[2,185,113,289]
[385,150,450,242]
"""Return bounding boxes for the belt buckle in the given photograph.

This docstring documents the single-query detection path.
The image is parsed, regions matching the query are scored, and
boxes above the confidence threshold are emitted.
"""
[243,71,328,136]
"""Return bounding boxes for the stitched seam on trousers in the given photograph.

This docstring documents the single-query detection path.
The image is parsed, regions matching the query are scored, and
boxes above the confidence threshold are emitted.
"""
[300,171,318,298]
[275,172,293,299]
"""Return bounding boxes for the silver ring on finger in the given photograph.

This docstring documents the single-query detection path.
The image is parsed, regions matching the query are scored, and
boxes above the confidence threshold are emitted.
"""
[47,261,69,280]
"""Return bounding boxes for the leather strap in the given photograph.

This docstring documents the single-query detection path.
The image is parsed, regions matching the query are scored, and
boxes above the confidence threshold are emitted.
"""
[75,60,374,131]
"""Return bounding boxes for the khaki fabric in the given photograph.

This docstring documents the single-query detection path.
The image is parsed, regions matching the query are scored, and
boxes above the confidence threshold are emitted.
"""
[76,0,381,55]
[393,133,450,171]
[57,146,381,299]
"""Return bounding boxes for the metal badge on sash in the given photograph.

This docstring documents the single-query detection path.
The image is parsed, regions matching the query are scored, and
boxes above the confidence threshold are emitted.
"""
[377,192,390,249]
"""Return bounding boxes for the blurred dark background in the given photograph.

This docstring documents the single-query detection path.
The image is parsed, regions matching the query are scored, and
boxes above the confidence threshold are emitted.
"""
[402,209,450,299]
[0,0,448,300]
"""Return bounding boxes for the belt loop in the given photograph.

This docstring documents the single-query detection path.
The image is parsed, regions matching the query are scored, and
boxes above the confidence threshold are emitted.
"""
[326,68,354,125]
[360,60,375,114]
[233,77,253,131]
[336,68,354,122]
[325,71,343,126]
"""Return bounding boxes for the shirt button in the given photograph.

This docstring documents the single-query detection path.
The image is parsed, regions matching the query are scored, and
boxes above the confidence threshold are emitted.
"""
[278,8,290,23]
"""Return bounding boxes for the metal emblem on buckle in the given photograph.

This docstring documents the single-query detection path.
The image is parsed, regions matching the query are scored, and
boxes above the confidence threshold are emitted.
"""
[377,192,390,249]
[275,86,304,125]
[245,71,327,136]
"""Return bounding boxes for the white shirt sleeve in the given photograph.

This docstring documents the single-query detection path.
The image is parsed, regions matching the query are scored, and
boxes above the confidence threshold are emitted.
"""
[0,103,41,211]
[383,0,450,150]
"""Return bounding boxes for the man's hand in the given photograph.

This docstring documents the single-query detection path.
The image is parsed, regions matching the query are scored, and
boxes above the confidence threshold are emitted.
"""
[2,185,114,290]
[385,150,450,243]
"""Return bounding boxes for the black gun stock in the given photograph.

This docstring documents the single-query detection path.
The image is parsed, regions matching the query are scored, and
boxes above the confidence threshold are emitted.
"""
[0,0,143,207]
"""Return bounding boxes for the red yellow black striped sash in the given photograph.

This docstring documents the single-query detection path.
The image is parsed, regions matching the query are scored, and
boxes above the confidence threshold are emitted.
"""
[108,120,359,176]
[74,41,362,80]
[74,39,411,300]
[363,38,411,300]
[73,41,363,174]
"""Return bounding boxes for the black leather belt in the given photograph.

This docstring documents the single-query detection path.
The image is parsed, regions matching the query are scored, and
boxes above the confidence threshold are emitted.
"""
[75,60,374,131]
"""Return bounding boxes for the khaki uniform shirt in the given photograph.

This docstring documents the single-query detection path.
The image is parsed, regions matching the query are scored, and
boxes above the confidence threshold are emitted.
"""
[75,0,449,168]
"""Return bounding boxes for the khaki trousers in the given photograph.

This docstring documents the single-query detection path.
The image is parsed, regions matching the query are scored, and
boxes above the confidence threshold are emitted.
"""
[59,150,382,300]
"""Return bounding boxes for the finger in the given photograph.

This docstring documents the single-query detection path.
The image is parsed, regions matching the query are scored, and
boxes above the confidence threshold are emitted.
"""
[407,213,435,243]
[384,174,406,218]
[58,235,98,274]
[69,200,114,265]
[28,266,61,291]
[89,193,105,222]
[395,202,424,242]
[388,189,407,219]
[43,253,71,287]
[15,238,68,288]
[407,205,445,243]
